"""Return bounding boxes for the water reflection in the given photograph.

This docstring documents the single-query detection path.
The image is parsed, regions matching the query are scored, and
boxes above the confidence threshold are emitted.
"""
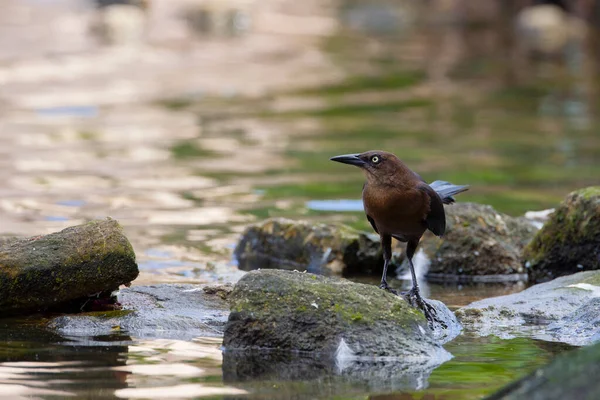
[222,349,444,399]
[220,334,569,400]
[0,322,130,399]
[0,325,245,400]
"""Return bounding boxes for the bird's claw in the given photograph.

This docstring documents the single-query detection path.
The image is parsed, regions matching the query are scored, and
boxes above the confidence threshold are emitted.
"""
[403,288,437,323]
[379,282,398,295]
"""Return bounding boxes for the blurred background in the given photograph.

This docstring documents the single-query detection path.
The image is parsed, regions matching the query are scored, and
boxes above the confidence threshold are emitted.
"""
[1,0,599,283]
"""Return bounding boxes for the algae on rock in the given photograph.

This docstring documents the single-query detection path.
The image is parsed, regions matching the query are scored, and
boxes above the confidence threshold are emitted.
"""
[420,203,538,282]
[234,218,401,276]
[523,186,600,282]
[224,269,458,360]
[0,218,138,317]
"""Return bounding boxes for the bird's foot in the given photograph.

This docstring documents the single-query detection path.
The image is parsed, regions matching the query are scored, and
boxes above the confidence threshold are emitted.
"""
[379,282,398,295]
[403,287,437,323]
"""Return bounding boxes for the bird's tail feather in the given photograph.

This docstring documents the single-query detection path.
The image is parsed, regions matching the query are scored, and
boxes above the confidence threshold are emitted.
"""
[429,180,469,205]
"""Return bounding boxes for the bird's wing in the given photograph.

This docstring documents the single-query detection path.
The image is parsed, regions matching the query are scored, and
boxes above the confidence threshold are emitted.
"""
[366,214,379,234]
[419,183,446,237]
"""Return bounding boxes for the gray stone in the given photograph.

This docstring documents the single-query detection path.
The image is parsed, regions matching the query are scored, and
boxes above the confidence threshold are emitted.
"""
[234,218,401,276]
[421,203,538,282]
[0,219,138,317]
[456,270,600,346]
[523,187,600,283]
[48,284,230,340]
[223,269,460,359]
[545,297,600,346]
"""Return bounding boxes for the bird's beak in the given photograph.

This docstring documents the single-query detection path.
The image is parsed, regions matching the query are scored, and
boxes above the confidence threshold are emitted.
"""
[330,153,366,167]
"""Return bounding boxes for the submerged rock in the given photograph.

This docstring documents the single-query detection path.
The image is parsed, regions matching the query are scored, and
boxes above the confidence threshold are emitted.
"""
[49,284,229,340]
[223,269,459,361]
[234,218,400,276]
[456,270,600,346]
[421,203,538,282]
[0,219,138,317]
[486,341,600,400]
[523,187,600,283]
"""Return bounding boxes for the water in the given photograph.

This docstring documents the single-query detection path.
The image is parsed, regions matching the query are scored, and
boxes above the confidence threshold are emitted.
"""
[1,0,599,398]
[0,311,571,399]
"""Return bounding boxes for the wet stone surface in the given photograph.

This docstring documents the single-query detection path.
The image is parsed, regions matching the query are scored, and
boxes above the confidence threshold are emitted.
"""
[224,269,460,355]
[223,269,462,395]
[234,217,403,276]
[421,203,538,282]
[0,218,138,317]
[456,270,600,346]
[49,283,230,340]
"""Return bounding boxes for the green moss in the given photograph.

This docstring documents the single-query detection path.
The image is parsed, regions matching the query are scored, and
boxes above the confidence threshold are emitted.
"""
[0,218,138,315]
[84,310,133,319]
[524,187,600,265]
[350,312,363,322]
[296,305,308,312]
[576,186,600,200]
[230,270,420,327]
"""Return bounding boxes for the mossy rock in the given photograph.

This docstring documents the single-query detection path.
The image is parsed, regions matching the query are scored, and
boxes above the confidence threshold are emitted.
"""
[0,218,138,317]
[524,187,600,282]
[486,340,600,400]
[224,269,457,359]
[421,203,538,281]
[234,218,400,276]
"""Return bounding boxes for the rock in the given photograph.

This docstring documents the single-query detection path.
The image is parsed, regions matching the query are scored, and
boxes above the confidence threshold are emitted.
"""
[523,187,600,283]
[545,297,600,346]
[203,283,234,300]
[485,341,600,400]
[223,348,439,395]
[49,284,229,340]
[223,269,460,360]
[234,218,401,276]
[456,270,600,346]
[0,219,138,317]
[523,208,555,229]
[421,203,538,282]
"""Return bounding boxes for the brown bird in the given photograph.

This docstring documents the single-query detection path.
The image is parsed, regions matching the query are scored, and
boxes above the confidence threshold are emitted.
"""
[330,150,468,320]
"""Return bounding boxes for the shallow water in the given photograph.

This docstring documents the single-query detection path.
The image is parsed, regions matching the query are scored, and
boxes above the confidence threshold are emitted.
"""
[0,321,572,400]
[1,0,598,398]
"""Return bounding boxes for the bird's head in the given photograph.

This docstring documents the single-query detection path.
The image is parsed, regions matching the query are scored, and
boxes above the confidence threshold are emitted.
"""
[330,150,402,178]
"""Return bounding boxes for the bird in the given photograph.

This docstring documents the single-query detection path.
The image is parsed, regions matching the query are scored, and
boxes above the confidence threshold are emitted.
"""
[330,150,468,321]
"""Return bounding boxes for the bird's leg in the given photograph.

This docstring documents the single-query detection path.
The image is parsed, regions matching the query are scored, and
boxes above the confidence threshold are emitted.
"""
[403,239,437,322]
[378,234,397,295]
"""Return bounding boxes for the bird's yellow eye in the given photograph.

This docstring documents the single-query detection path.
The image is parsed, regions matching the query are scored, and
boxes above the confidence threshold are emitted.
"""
[371,155,380,164]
